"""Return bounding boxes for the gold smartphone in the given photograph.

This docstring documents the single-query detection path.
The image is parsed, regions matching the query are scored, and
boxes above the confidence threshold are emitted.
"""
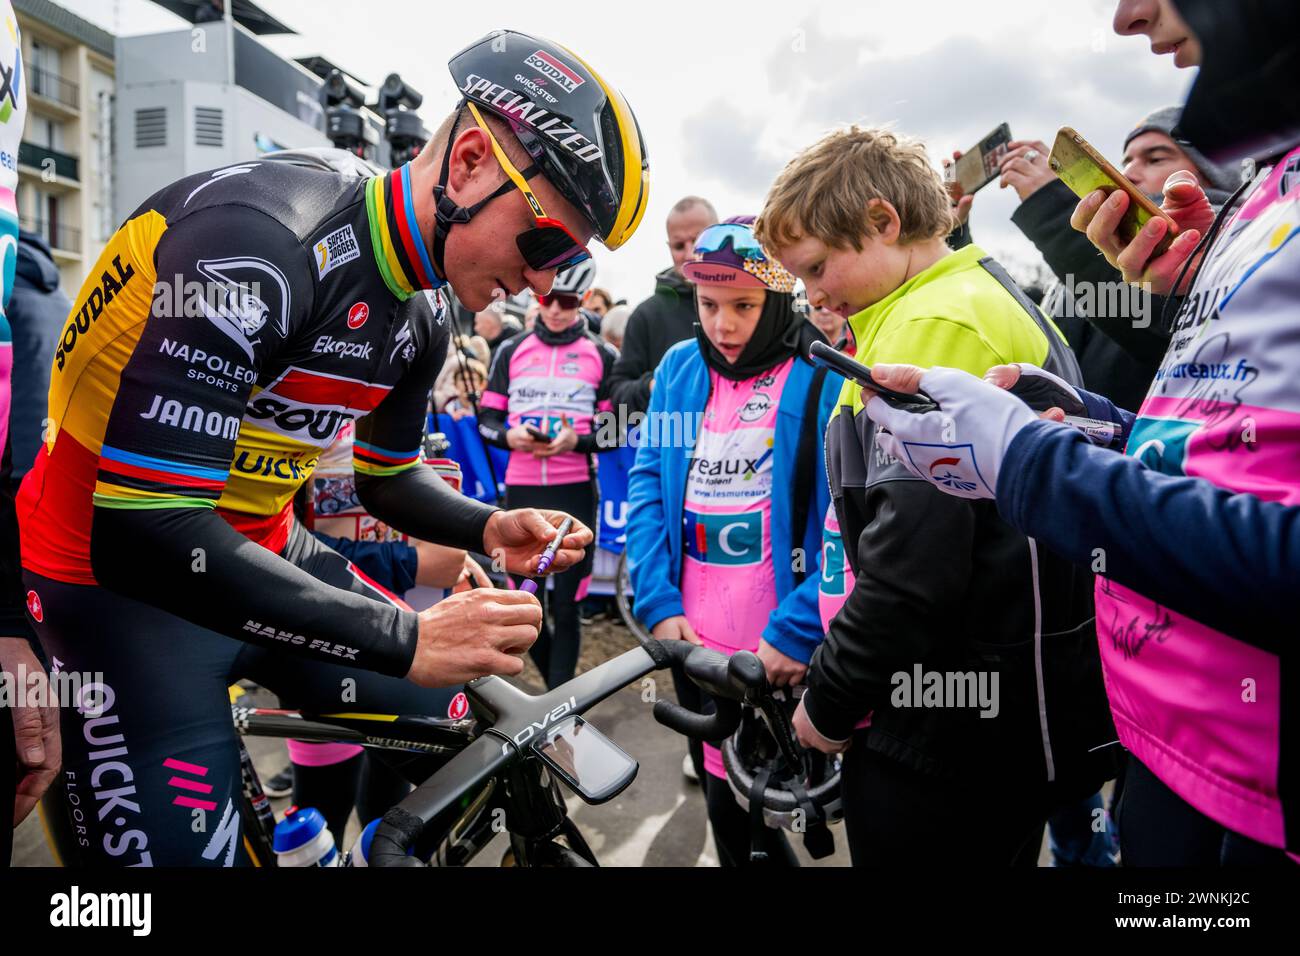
[1048,126,1179,256]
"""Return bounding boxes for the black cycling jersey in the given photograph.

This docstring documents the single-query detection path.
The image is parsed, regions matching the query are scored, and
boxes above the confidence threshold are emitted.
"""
[18,160,496,676]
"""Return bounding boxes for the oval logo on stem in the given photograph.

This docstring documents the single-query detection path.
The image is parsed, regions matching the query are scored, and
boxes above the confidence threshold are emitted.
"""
[448,692,469,720]
[347,302,369,330]
[26,590,43,623]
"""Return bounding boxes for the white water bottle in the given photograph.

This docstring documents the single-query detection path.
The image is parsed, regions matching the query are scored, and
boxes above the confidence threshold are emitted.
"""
[346,818,383,867]
[273,806,339,867]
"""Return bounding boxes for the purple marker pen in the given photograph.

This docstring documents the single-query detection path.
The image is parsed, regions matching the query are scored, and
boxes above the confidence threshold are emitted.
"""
[520,518,574,595]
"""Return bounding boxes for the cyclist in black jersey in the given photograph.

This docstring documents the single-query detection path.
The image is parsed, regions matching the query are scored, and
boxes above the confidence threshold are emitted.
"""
[16,31,649,866]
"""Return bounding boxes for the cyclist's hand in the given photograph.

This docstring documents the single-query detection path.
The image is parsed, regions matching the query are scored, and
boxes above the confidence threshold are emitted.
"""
[1,637,62,824]
[482,508,593,576]
[756,639,806,688]
[1069,171,1209,294]
[506,425,542,452]
[407,589,542,684]
[651,615,702,646]
[792,695,850,755]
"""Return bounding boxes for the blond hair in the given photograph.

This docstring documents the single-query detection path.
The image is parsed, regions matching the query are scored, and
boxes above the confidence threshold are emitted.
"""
[755,125,953,253]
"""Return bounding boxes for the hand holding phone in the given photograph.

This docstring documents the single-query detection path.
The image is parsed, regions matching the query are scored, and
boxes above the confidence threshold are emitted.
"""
[807,341,940,413]
[525,425,552,444]
[1049,126,1181,256]
[945,123,1012,201]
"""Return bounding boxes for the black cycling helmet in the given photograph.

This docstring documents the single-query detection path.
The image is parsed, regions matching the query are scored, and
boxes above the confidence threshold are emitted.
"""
[721,688,842,857]
[447,30,650,250]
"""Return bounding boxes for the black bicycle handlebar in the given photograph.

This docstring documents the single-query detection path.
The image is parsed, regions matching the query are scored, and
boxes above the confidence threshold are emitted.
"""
[650,641,768,743]
[371,640,785,866]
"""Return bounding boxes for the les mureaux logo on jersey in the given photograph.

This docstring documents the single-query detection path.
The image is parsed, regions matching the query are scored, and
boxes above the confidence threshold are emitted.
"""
[315,224,360,279]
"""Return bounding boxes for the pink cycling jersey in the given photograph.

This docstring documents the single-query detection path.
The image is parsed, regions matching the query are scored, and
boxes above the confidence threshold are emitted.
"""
[680,359,791,777]
[1095,144,1300,848]
[479,317,615,486]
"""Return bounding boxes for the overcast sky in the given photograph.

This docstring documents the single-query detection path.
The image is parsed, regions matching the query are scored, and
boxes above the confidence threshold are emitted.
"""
[59,0,1192,304]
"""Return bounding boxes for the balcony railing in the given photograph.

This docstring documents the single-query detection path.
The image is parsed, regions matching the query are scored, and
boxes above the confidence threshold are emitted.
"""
[17,141,79,181]
[27,65,79,110]
[19,215,81,254]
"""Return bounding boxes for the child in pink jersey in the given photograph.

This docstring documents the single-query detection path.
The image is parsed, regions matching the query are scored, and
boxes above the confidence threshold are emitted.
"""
[627,217,840,866]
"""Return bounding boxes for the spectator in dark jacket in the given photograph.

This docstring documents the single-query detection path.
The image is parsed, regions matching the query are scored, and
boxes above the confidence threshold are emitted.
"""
[947,108,1239,411]
[606,196,716,416]
[6,230,68,485]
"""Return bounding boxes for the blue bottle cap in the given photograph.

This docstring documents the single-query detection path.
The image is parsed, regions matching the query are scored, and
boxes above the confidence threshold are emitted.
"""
[273,805,327,853]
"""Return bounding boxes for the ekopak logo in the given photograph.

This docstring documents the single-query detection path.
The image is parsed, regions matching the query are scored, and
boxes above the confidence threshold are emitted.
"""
[25,590,43,623]
[347,302,369,330]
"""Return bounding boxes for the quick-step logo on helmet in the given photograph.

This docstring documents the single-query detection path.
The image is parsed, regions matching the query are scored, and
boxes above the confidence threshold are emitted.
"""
[524,50,584,94]
[460,74,602,164]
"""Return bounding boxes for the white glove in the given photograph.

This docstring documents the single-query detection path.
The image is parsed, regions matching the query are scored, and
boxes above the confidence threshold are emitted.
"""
[868,366,1041,500]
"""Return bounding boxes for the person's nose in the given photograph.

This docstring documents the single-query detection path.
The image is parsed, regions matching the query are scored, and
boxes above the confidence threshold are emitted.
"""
[1113,0,1158,37]
[524,266,558,296]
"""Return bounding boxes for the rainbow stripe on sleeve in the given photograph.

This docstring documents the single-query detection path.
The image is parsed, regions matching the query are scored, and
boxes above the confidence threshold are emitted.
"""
[93,444,228,509]
[352,439,422,478]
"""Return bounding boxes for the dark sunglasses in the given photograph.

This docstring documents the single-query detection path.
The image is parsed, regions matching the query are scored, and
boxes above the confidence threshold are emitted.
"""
[537,292,582,310]
[466,102,593,273]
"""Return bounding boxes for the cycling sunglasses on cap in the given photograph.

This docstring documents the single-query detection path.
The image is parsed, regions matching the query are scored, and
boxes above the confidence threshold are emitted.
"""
[537,292,582,310]
[693,222,768,258]
[465,102,593,273]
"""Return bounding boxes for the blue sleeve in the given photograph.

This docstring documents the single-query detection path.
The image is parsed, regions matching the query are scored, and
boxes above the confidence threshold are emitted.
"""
[311,532,419,596]
[762,374,841,664]
[1075,385,1138,445]
[999,419,1299,651]
[626,361,683,632]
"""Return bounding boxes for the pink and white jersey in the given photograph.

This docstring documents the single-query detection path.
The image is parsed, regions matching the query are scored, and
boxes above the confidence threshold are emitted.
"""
[1096,144,1300,848]
[0,1,25,455]
[479,318,616,486]
[680,359,791,777]
[817,504,870,731]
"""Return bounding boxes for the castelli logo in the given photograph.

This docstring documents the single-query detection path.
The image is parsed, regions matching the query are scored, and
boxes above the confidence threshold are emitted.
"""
[347,302,369,330]
[448,692,469,720]
[26,590,43,623]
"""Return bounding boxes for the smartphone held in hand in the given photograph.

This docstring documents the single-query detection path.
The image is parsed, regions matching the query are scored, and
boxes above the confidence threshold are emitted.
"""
[946,122,1013,200]
[1048,126,1180,255]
